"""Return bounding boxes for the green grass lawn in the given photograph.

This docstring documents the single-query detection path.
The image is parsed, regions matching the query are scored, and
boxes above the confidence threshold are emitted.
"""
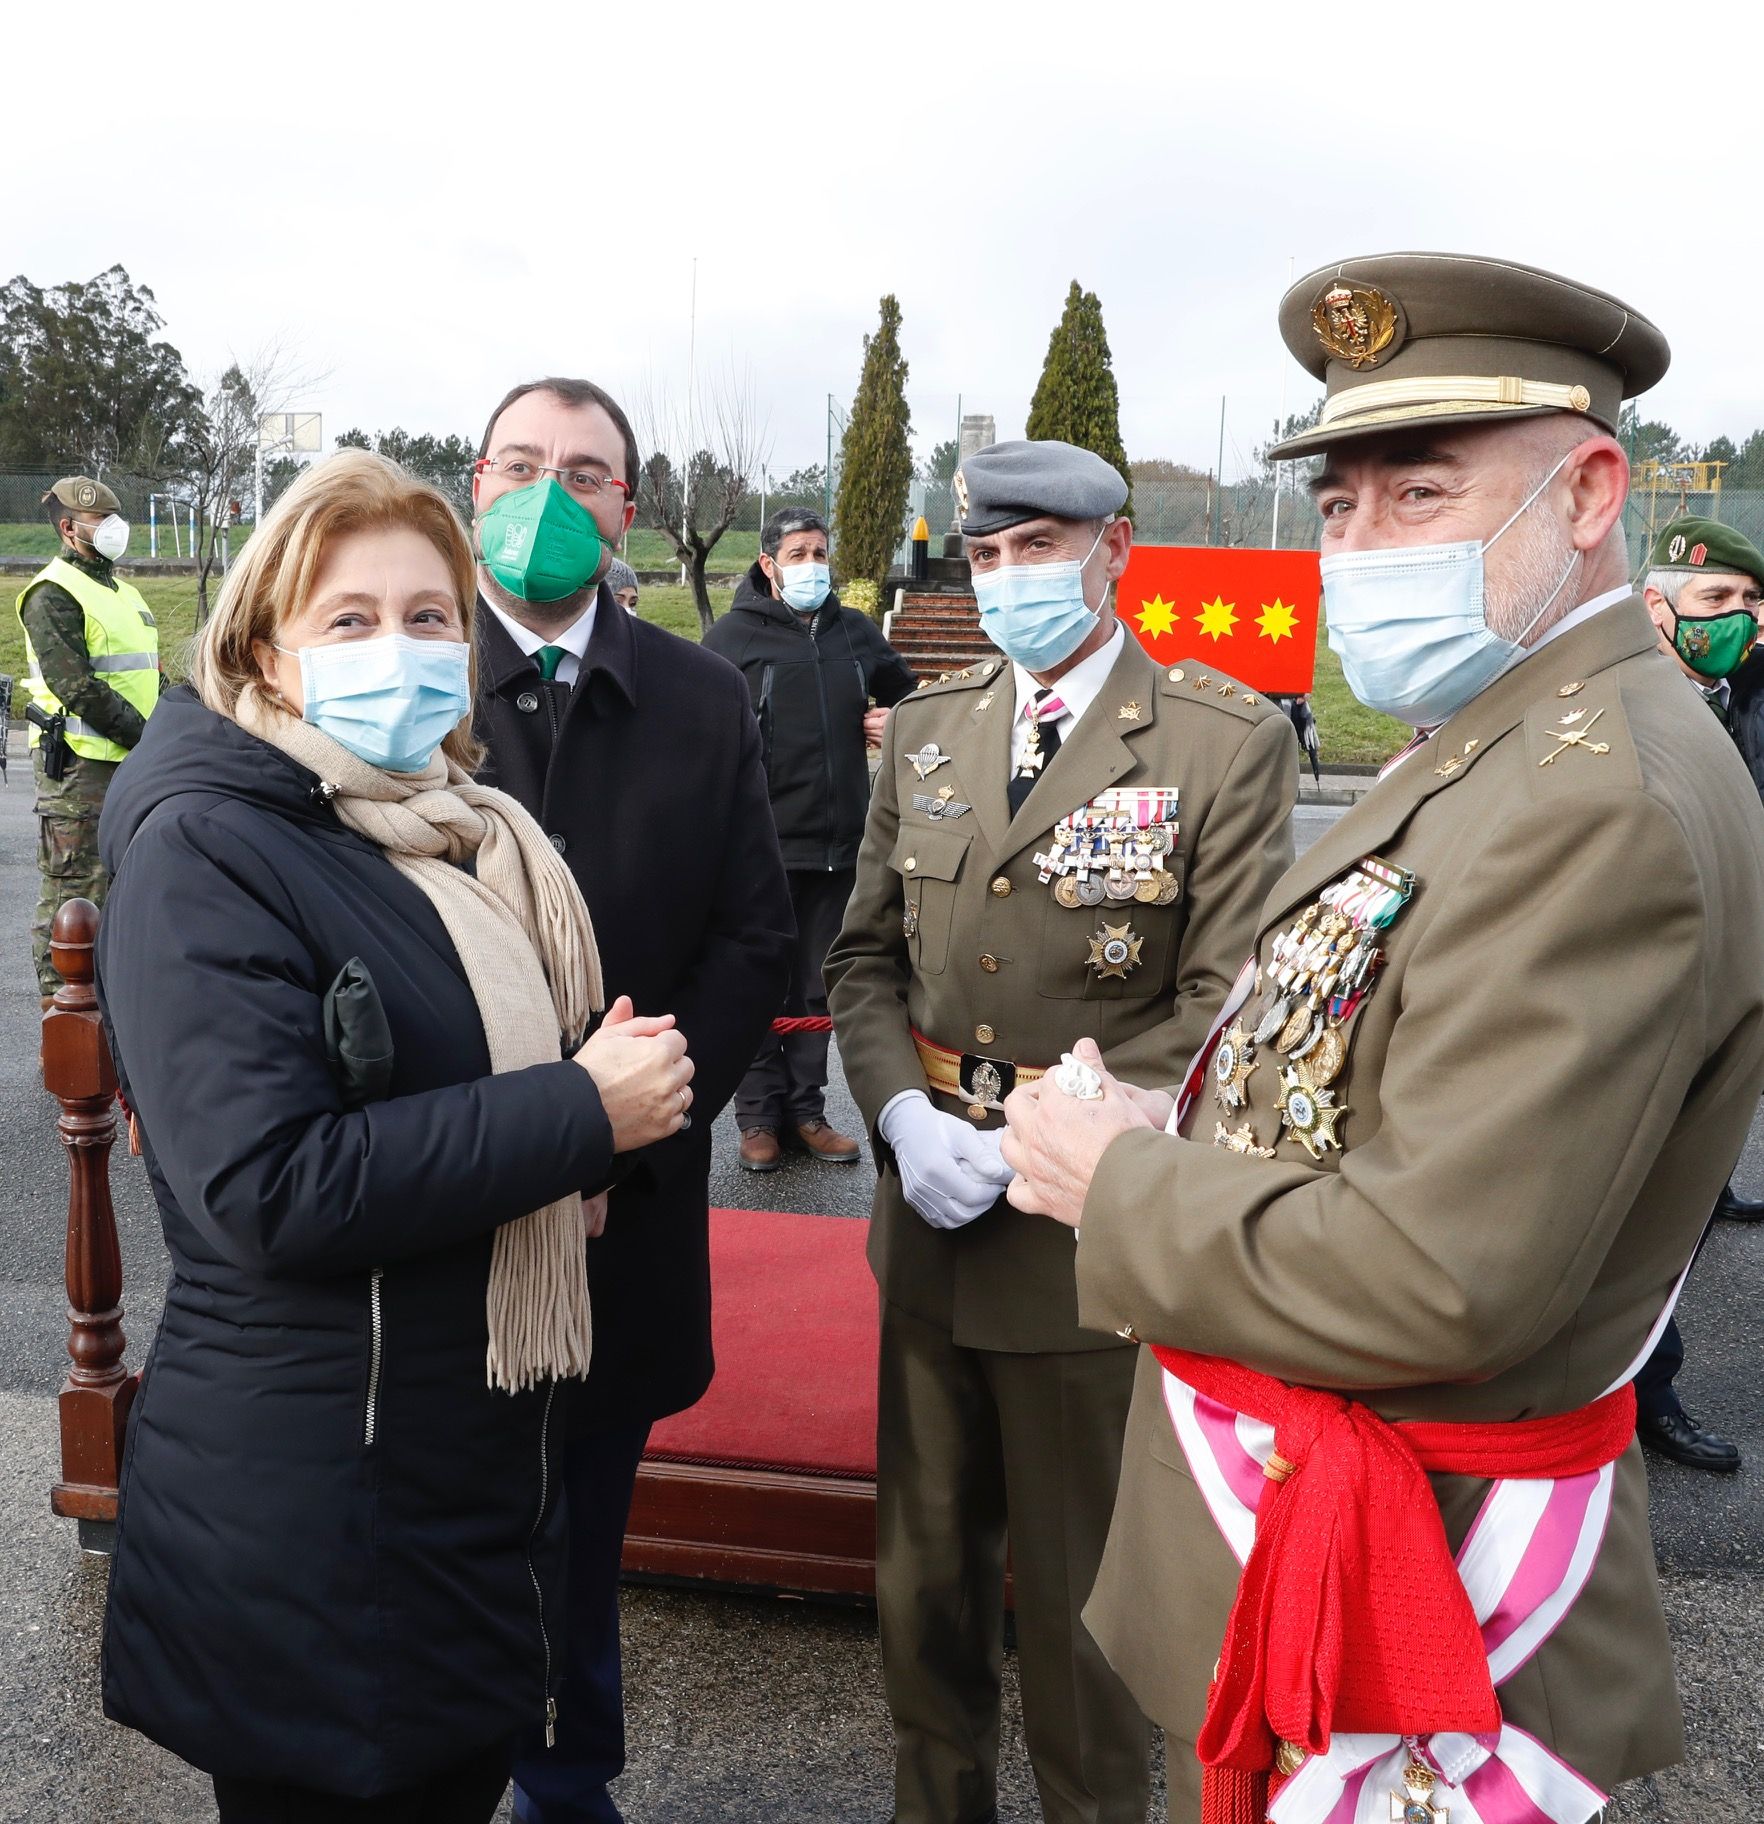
[0,523,761,573]
[2,576,1403,769]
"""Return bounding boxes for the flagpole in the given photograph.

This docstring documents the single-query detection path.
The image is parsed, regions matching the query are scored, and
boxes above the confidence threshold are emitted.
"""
[1270,256,1294,549]
[1212,396,1226,545]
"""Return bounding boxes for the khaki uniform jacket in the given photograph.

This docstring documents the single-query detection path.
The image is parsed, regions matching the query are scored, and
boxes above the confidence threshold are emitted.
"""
[1077,600,1764,1790]
[827,630,1298,1354]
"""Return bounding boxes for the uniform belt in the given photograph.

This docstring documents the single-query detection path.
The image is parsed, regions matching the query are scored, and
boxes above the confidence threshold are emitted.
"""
[911,1028,1045,1113]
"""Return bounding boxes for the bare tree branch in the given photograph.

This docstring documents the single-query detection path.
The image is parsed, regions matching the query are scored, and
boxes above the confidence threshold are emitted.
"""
[630,365,771,633]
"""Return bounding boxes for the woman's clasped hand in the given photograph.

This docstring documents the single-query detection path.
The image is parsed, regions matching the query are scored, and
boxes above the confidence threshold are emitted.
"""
[573,994,695,1150]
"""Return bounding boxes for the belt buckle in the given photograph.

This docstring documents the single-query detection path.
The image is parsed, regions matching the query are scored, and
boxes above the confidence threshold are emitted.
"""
[959,1053,1016,1110]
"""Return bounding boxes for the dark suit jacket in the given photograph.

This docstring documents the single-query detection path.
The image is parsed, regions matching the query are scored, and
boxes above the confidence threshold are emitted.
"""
[473,589,794,1429]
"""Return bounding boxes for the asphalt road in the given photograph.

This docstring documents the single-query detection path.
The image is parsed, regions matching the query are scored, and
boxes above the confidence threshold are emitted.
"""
[0,744,1756,1821]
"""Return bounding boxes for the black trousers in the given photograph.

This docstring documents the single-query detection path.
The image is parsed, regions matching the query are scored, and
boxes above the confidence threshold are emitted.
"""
[733,866,855,1131]
[212,1740,513,1823]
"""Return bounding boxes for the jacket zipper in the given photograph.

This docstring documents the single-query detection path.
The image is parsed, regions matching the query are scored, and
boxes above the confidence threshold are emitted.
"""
[804,614,838,870]
[525,1380,560,1746]
[364,1270,384,1448]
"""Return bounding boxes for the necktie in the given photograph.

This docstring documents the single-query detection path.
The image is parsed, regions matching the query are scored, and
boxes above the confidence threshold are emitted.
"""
[535,645,566,682]
[1009,689,1065,815]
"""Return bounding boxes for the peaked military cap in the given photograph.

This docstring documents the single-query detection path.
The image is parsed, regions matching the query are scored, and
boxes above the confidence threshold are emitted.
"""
[1269,253,1670,459]
[45,476,121,515]
[954,439,1127,536]
[1648,516,1764,584]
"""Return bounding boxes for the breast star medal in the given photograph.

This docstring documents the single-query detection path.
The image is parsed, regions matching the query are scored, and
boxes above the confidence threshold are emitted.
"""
[1214,1121,1275,1159]
[1086,922,1143,980]
[1390,1760,1448,1823]
[1213,1022,1258,1110]
[1275,1066,1344,1159]
[910,743,953,781]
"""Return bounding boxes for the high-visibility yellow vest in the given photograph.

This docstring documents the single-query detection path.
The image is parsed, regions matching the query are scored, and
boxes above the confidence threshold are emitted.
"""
[15,555,160,763]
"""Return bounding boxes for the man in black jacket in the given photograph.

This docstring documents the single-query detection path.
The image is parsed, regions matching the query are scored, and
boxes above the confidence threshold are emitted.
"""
[703,507,919,1171]
[468,376,794,1824]
[1633,514,1764,1473]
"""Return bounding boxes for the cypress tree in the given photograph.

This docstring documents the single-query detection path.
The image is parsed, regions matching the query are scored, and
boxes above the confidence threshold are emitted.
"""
[1025,280,1131,514]
[835,295,914,602]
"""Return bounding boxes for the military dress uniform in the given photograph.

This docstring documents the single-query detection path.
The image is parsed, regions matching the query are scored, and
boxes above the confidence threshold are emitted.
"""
[16,477,159,998]
[1069,256,1764,1821]
[827,441,1298,1824]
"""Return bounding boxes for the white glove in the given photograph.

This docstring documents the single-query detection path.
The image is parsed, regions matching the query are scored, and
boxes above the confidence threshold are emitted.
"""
[879,1090,1014,1231]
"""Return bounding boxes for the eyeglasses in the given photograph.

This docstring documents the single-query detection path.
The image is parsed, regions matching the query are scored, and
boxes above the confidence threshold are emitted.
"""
[474,457,631,503]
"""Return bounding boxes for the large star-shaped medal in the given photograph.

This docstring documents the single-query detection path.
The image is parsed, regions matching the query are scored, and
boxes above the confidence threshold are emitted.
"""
[1275,1066,1344,1159]
[1086,922,1144,980]
[1212,1022,1258,1110]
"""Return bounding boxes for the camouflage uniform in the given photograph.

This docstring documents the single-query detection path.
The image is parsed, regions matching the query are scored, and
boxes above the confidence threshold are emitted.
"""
[19,546,154,995]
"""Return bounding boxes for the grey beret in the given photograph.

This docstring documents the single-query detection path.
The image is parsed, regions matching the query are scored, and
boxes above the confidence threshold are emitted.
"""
[605,557,639,594]
[954,439,1127,537]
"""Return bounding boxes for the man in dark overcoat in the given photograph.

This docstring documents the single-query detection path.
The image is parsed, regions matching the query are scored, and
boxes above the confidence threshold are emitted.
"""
[469,374,794,1824]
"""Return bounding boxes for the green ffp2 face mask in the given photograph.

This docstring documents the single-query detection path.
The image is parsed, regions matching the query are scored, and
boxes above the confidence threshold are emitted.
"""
[478,477,604,604]
[1673,605,1757,680]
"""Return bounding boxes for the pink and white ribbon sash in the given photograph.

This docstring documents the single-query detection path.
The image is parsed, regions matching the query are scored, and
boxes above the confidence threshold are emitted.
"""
[1160,1371,1615,1823]
[1269,1725,1607,1824]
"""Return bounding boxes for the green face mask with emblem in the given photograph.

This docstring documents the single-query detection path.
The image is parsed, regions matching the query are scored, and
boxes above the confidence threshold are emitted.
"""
[477,477,603,603]
[1671,605,1756,680]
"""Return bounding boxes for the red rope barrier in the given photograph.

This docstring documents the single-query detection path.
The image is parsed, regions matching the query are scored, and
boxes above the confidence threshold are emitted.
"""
[770,1016,835,1034]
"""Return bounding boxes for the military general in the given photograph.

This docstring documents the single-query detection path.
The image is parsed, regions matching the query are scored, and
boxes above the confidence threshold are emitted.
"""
[1001,255,1764,1824]
[15,477,159,1005]
[825,439,1298,1824]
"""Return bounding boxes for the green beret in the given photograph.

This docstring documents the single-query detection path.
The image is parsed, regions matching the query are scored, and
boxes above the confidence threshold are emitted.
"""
[45,475,121,515]
[1648,517,1764,585]
[1269,252,1669,459]
[955,439,1127,537]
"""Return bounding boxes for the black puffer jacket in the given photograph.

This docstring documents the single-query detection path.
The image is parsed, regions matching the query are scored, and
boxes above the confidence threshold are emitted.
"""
[94,688,614,1796]
[701,566,918,870]
[1726,643,1764,800]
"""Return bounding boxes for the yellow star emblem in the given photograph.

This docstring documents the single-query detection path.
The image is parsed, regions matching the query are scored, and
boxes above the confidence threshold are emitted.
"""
[1136,595,1179,639]
[1195,596,1238,642]
[1256,598,1299,643]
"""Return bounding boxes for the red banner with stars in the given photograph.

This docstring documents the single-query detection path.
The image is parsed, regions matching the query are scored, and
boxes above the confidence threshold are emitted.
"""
[1118,545,1320,694]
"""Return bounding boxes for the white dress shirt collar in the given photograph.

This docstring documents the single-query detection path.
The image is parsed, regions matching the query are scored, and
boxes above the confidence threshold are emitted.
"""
[1010,623,1126,731]
[485,593,598,688]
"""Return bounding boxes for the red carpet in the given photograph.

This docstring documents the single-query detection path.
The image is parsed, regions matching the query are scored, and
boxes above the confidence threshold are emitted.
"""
[646,1208,878,1479]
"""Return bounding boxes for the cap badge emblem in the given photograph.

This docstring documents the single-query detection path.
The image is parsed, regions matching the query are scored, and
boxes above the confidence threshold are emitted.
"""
[76,481,97,507]
[1312,282,1400,370]
[1690,543,1708,567]
[1668,534,1687,562]
[953,468,970,521]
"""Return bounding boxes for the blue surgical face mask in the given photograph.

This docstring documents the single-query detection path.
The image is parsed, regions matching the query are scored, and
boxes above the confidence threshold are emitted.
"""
[1320,452,1579,727]
[777,561,831,613]
[973,524,1110,671]
[279,633,472,772]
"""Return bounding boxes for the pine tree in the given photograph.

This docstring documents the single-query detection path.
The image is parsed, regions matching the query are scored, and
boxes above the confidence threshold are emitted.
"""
[1025,280,1132,515]
[835,295,914,602]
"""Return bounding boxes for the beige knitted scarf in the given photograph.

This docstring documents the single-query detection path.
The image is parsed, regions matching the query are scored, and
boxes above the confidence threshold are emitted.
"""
[234,683,604,1393]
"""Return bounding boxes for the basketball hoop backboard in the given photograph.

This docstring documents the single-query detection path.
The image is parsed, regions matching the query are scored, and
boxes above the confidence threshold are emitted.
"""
[259,412,322,453]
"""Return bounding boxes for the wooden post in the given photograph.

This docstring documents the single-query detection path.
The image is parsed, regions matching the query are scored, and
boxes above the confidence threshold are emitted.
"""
[42,896,137,1545]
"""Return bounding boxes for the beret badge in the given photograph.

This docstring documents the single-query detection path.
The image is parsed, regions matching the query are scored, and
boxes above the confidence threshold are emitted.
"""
[1312,281,1402,370]
[953,468,970,522]
[1690,543,1708,567]
[76,481,97,508]
[1668,534,1687,562]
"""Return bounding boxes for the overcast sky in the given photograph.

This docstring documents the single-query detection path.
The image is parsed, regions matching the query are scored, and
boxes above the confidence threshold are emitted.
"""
[16,1,1763,484]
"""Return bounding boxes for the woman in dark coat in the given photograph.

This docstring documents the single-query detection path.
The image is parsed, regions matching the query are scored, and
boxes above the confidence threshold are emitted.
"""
[94,451,694,1823]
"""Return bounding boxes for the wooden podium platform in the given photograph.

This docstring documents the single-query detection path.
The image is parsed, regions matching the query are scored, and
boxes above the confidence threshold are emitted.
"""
[620,1208,880,1600]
